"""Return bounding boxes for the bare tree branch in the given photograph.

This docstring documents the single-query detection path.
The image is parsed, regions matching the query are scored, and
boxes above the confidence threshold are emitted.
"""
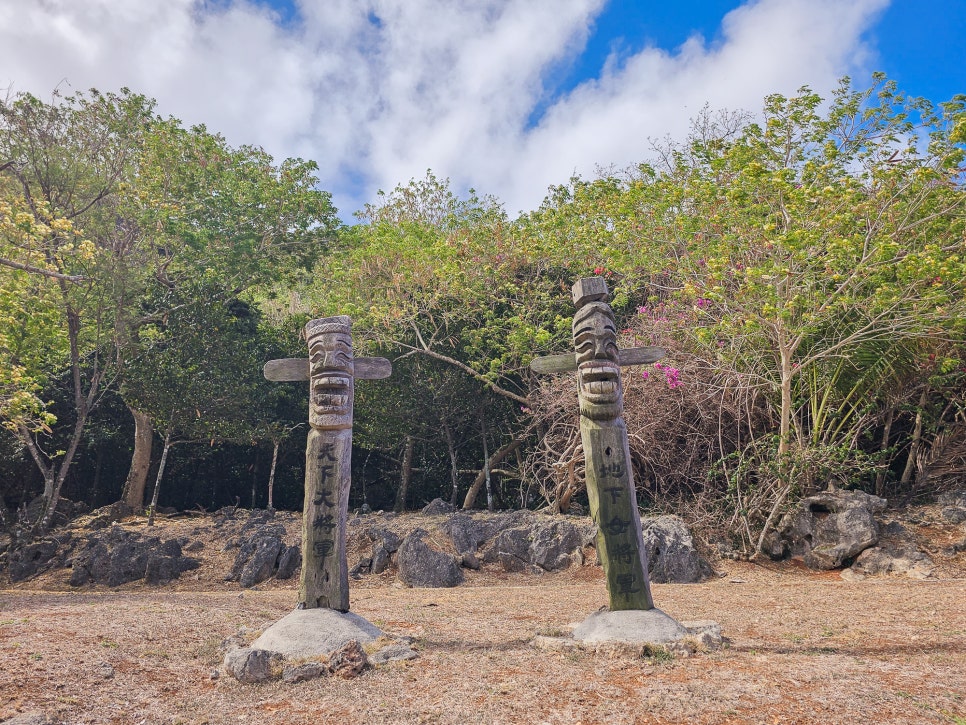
[0,255,87,283]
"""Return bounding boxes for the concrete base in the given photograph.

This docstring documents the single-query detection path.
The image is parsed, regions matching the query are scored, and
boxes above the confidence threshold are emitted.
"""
[572,608,687,644]
[533,609,723,657]
[250,608,385,659]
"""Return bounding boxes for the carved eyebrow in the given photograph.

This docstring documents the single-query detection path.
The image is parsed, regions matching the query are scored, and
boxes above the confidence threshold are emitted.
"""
[574,322,617,336]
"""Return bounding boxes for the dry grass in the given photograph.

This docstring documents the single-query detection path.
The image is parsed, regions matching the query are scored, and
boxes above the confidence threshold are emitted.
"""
[1,513,964,725]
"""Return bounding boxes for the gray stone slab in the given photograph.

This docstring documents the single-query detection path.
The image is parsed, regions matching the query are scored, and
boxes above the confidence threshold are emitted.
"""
[571,608,688,644]
[250,608,384,659]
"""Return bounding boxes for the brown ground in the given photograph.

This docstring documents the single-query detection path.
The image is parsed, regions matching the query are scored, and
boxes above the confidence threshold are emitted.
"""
[1,512,964,725]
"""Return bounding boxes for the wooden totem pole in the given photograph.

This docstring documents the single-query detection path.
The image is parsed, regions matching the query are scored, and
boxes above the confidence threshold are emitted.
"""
[532,278,664,611]
[264,315,390,611]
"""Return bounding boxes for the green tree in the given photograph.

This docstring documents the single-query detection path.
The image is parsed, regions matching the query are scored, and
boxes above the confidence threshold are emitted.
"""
[297,173,542,509]
[121,285,262,524]
[519,78,965,544]
[0,88,340,534]
[0,88,155,535]
[116,117,338,510]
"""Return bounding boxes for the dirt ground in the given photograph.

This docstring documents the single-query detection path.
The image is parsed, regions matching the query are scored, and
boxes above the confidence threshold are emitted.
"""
[1,513,964,725]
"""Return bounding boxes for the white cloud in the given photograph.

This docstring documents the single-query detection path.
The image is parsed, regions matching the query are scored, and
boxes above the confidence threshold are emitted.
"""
[0,0,888,217]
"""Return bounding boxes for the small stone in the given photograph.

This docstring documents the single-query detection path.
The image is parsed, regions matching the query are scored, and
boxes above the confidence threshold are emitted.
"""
[223,647,274,683]
[328,639,368,679]
[282,661,327,683]
[682,620,723,649]
[1,714,52,725]
[370,643,418,665]
[839,568,866,582]
[941,506,966,525]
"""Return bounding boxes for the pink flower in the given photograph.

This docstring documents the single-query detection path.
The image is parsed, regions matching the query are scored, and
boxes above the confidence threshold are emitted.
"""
[664,366,682,389]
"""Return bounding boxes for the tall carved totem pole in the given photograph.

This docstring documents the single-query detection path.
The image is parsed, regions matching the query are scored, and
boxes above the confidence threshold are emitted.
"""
[264,315,390,612]
[300,316,355,610]
[532,277,664,611]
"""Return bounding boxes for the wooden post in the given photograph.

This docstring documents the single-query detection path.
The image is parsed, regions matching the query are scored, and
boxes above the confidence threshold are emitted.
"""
[264,315,391,612]
[531,277,664,611]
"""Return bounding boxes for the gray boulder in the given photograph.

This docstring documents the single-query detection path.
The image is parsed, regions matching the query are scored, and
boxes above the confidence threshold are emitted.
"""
[530,519,582,571]
[640,515,714,583]
[442,512,489,558]
[480,516,584,572]
[938,490,966,507]
[572,608,688,644]
[368,526,402,573]
[370,541,393,574]
[250,608,384,659]
[422,498,455,515]
[68,526,198,587]
[482,526,533,571]
[770,489,887,570]
[849,545,935,579]
[397,528,464,587]
[7,536,69,583]
[366,526,402,553]
[282,661,327,683]
[370,642,419,664]
[225,523,296,587]
[1,714,53,725]
[275,545,301,580]
[223,647,274,683]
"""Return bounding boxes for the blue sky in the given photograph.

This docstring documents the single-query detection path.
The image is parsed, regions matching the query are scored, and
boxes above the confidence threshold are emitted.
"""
[0,0,962,218]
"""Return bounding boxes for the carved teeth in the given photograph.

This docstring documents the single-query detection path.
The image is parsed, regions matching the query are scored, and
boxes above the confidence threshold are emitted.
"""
[315,394,348,405]
[315,373,350,385]
[587,380,616,394]
[578,362,620,402]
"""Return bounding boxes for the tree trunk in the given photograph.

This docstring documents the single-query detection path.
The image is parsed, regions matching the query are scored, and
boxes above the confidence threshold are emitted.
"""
[778,344,794,457]
[875,407,895,497]
[481,417,494,512]
[393,435,415,513]
[31,397,91,536]
[900,387,929,489]
[267,439,279,511]
[444,423,460,506]
[121,406,153,511]
[147,429,173,526]
[34,302,96,536]
[462,438,523,510]
[251,458,258,509]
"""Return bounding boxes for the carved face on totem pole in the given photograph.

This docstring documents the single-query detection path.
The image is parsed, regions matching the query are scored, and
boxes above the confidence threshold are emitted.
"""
[305,316,354,430]
[573,298,623,422]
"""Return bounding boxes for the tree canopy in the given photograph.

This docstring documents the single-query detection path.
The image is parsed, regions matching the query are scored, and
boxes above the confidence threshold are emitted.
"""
[2,77,964,550]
